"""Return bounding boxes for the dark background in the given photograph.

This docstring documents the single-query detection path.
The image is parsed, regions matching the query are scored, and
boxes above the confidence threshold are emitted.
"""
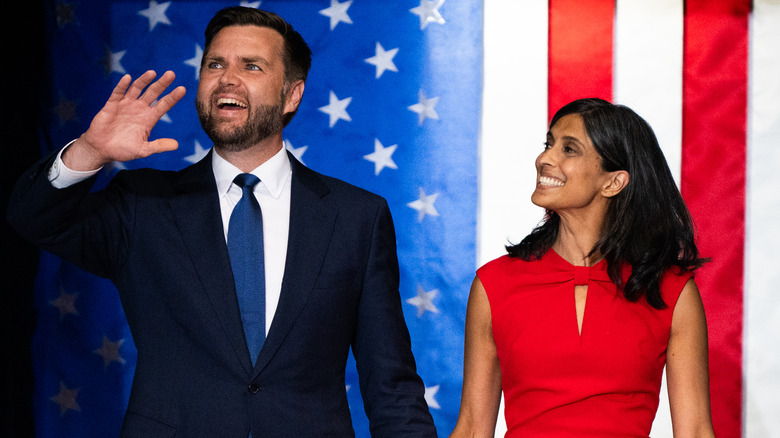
[2,2,45,436]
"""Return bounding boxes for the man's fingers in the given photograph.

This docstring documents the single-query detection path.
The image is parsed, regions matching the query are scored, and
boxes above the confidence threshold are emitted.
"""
[147,138,180,155]
[106,71,182,113]
[125,70,158,100]
[153,85,187,117]
[107,74,133,103]
[141,70,177,105]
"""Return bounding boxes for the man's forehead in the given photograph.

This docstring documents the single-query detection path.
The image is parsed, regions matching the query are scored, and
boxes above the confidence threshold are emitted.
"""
[205,25,285,59]
[212,25,284,43]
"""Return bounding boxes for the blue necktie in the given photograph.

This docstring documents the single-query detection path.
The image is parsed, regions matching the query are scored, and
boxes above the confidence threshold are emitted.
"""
[227,173,265,366]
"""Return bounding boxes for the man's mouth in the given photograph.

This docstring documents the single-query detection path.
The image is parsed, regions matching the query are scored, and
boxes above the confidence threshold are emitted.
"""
[217,98,248,109]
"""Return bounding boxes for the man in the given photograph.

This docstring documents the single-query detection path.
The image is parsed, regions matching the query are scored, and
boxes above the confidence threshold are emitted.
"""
[8,7,436,437]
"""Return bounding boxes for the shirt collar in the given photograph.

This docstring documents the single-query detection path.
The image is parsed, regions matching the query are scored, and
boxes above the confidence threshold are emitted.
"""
[212,144,291,199]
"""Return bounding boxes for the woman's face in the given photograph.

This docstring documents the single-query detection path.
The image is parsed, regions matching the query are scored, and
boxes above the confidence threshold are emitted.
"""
[531,113,615,216]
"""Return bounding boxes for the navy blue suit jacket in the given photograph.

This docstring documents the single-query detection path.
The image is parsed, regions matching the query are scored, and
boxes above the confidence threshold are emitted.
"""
[8,150,436,437]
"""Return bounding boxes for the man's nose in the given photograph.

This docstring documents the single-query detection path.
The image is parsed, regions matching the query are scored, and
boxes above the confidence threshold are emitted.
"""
[218,66,239,86]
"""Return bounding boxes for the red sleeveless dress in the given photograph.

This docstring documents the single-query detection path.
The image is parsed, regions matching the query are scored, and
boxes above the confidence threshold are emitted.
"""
[477,250,691,437]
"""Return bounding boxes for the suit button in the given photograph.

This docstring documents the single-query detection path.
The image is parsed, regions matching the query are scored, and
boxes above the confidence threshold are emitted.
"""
[248,383,260,394]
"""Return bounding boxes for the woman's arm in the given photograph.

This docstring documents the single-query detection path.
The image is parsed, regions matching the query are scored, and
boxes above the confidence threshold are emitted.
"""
[666,278,715,437]
[450,276,502,438]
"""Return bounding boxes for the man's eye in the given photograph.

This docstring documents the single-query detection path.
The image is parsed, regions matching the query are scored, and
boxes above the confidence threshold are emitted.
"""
[208,62,223,69]
[247,64,262,71]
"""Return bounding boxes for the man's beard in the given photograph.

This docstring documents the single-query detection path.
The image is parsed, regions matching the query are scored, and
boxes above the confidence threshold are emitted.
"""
[196,96,285,152]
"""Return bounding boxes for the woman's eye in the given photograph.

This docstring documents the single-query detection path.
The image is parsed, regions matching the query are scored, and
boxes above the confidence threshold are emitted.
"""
[543,141,552,150]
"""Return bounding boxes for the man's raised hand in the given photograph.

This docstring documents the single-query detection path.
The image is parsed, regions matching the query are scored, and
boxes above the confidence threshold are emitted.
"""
[63,70,187,171]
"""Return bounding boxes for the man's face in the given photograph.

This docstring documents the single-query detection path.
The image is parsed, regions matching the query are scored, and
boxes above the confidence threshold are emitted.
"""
[196,25,295,151]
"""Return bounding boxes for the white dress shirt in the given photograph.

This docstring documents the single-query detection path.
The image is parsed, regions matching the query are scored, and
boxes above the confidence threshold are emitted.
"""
[49,143,292,336]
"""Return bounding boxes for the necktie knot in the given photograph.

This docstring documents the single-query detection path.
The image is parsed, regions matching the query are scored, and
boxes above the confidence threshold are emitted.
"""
[233,173,261,191]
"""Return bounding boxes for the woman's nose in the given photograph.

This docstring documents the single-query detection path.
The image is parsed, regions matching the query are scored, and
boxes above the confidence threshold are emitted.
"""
[537,147,555,167]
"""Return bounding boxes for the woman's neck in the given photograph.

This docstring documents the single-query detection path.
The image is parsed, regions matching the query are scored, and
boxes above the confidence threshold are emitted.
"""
[553,212,604,267]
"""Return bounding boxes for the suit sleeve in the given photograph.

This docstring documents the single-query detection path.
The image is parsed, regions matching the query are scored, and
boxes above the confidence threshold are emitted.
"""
[351,198,437,437]
[7,153,131,279]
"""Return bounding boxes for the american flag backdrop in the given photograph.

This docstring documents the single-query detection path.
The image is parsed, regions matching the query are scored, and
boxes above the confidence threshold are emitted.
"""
[23,0,780,437]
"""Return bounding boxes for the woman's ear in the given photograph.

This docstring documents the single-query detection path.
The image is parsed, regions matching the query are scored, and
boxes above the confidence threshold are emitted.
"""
[602,170,630,198]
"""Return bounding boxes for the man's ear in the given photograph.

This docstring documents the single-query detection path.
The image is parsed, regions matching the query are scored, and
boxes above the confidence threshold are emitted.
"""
[284,80,305,115]
[602,170,630,198]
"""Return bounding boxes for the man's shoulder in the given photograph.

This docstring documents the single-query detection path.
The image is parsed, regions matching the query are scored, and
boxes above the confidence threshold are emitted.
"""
[111,157,213,192]
[292,160,386,205]
[110,167,178,191]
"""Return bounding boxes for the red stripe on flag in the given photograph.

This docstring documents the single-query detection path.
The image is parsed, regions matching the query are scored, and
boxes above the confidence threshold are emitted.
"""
[682,1,749,436]
[547,0,614,121]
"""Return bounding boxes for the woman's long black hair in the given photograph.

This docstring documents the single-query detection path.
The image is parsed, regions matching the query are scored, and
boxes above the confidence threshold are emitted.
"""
[506,98,707,309]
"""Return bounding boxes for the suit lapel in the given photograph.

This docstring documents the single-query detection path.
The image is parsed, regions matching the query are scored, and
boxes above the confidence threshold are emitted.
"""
[253,153,337,374]
[169,151,254,375]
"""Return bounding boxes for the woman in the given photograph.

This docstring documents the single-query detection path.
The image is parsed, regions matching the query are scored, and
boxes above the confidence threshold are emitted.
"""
[451,98,714,437]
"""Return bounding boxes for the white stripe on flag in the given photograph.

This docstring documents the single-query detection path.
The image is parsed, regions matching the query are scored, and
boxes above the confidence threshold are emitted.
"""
[481,1,549,436]
[614,2,684,436]
[480,0,548,268]
[746,0,780,435]
[614,0,684,186]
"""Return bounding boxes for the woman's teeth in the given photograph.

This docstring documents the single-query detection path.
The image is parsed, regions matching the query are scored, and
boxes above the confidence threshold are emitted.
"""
[539,176,564,187]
